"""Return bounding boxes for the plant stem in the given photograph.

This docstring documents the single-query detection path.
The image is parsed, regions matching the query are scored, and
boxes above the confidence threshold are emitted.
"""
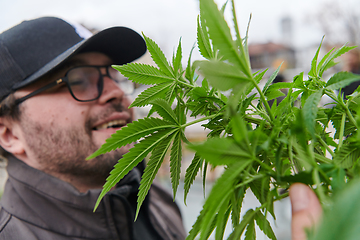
[288,138,298,173]
[316,134,335,158]
[307,140,316,167]
[337,113,346,151]
[314,152,332,164]
[313,168,329,206]
[181,113,221,128]
[252,79,275,123]
[326,89,357,127]
[244,115,271,127]
[253,158,277,174]
[250,102,272,123]
[324,89,338,103]
[344,104,357,127]
[179,81,196,89]
[234,174,265,189]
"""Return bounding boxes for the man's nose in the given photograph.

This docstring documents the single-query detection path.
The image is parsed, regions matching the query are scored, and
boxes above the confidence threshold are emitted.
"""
[98,74,125,104]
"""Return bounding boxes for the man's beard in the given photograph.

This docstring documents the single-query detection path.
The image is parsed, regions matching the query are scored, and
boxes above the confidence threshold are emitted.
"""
[19,103,131,186]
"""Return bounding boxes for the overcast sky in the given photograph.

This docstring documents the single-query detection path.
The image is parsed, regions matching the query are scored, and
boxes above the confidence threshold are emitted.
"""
[1,0,359,62]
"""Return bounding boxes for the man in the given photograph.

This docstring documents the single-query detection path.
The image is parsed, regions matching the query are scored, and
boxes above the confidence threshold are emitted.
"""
[0,17,186,240]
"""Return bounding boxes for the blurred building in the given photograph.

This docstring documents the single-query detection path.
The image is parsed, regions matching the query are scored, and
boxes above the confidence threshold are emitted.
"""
[248,42,296,70]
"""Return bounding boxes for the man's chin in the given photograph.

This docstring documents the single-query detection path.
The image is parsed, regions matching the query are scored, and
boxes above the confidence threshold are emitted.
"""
[83,151,123,179]
[93,142,134,157]
[89,143,134,167]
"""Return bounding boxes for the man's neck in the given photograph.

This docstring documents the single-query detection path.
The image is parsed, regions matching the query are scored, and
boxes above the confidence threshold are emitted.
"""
[47,172,106,193]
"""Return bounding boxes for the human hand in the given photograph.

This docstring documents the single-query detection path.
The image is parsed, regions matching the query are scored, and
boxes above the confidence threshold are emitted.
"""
[289,183,322,240]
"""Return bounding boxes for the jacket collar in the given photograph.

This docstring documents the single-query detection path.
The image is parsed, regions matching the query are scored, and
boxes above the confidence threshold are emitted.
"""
[1,156,140,238]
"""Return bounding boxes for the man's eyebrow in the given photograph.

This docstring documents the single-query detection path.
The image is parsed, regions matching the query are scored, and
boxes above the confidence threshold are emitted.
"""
[61,59,88,69]
[38,59,87,84]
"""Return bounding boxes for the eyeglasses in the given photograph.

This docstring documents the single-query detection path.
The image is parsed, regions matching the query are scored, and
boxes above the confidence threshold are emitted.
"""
[15,65,134,105]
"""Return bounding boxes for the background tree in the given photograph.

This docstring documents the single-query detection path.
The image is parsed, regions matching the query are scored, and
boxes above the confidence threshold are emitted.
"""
[309,0,360,46]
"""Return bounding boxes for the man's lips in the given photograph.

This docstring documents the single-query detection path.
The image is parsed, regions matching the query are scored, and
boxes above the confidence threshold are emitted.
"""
[93,119,127,130]
[92,112,132,131]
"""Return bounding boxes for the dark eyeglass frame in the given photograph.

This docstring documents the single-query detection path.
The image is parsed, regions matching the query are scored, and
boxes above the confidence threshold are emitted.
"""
[15,65,132,105]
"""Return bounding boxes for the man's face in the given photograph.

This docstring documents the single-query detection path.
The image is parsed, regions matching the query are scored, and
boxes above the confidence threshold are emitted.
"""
[14,52,134,186]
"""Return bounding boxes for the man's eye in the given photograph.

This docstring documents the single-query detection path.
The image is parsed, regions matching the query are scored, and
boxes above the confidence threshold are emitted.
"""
[70,78,86,85]
[69,79,88,91]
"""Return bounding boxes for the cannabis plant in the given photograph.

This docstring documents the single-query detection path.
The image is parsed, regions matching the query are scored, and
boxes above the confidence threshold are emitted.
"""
[88,0,360,239]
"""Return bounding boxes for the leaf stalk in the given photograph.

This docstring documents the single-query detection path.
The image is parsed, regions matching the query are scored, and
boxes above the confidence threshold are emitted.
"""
[181,113,222,129]
[252,79,275,123]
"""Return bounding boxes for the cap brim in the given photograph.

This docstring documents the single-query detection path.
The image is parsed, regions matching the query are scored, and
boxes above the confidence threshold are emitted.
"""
[13,26,146,90]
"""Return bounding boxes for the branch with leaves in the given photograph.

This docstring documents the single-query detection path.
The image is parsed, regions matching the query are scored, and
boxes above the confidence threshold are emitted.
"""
[87,0,360,239]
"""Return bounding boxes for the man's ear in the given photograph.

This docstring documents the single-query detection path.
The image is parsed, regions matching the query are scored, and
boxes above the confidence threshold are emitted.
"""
[0,117,25,156]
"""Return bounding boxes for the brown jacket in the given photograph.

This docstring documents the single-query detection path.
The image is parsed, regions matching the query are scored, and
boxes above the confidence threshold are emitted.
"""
[0,157,186,240]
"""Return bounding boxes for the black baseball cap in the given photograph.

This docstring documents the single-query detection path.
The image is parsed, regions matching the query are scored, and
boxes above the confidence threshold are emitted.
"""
[0,17,147,101]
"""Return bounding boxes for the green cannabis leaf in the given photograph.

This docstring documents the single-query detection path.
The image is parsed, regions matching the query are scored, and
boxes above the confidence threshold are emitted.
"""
[88,0,360,238]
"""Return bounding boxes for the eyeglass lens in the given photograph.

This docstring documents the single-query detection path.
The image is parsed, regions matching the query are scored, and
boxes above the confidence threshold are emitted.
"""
[107,67,134,95]
[67,67,100,101]
[66,66,134,101]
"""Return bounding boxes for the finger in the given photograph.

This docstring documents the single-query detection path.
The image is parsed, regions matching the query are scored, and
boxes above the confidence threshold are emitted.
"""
[289,183,322,240]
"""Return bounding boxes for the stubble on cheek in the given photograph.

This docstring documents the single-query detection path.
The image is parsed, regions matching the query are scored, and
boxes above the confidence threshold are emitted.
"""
[19,101,134,182]
[20,118,123,181]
